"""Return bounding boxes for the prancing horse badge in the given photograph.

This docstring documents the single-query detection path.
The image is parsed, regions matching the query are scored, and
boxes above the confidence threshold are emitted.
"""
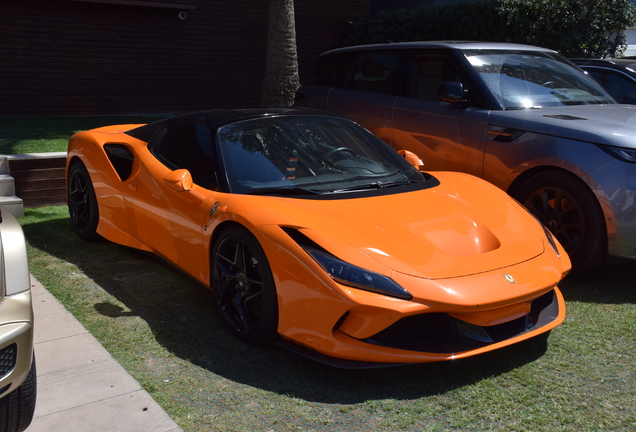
[504,274,516,284]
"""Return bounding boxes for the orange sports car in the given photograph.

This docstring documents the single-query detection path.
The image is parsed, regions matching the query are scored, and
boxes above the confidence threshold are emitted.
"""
[67,108,570,367]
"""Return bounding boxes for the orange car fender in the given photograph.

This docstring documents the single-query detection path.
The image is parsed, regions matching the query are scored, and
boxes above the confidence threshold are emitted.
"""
[253,224,434,351]
[68,132,134,221]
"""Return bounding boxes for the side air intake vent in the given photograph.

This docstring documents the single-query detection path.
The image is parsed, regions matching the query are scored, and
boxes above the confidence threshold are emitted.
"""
[104,144,134,181]
[280,227,325,252]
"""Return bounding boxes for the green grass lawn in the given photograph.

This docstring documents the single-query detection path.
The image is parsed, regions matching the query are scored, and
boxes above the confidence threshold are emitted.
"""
[0,116,167,154]
[21,206,636,432]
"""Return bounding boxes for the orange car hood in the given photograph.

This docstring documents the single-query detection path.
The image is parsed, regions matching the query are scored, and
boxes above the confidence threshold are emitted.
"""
[255,173,543,280]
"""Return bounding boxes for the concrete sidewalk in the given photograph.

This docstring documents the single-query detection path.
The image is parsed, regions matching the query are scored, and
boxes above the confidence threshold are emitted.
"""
[27,275,183,432]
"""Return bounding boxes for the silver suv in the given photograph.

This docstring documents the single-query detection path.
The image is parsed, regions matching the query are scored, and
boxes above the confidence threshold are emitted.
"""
[296,41,636,270]
[0,207,36,432]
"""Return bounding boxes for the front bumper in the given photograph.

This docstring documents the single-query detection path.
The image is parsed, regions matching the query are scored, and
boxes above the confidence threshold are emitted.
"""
[278,288,563,368]
[0,291,34,398]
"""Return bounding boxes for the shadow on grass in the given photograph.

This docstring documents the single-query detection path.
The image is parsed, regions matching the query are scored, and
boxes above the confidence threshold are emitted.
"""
[557,261,636,304]
[23,211,633,404]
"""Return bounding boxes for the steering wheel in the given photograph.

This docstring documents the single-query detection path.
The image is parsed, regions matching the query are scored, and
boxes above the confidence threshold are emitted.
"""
[325,147,356,162]
[543,81,557,88]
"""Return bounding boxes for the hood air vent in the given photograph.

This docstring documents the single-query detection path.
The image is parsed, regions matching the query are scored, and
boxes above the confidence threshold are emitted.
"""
[543,114,587,120]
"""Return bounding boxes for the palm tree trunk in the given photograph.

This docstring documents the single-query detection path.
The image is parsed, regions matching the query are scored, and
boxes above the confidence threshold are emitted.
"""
[261,0,300,108]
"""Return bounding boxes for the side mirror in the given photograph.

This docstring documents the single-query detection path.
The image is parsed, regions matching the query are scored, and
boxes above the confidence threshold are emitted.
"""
[164,169,194,192]
[398,149,424,169]
[439,81,463,104]
[164,169,206,203]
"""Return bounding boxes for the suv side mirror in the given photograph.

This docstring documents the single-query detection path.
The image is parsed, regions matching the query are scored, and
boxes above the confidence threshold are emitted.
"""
[439,81,463,104]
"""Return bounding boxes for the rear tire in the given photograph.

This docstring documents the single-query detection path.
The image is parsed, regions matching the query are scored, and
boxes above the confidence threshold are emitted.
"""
[68,161,101,241]
[514,171,606,271]
[0,356,37,432]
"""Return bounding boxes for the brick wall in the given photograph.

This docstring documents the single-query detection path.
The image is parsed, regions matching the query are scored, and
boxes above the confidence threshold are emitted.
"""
[0,0,368,117]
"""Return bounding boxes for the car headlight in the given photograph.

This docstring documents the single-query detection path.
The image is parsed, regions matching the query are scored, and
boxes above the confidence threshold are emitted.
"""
[305,248,413,300]
[598,145,636,164]
[526,212,560,257]
[541,223,560,257]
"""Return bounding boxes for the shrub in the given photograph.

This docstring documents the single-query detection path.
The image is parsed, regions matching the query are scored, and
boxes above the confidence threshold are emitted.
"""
[345,0,636,58]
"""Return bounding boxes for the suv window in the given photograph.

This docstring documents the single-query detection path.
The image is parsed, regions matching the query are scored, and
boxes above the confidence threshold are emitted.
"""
[309,52,355,87]
[407,51,488,108]
[344,51,400,95]
[409,54,460,101]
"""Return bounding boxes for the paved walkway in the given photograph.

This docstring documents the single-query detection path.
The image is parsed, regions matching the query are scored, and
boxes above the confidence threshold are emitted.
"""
[28,275,183,432]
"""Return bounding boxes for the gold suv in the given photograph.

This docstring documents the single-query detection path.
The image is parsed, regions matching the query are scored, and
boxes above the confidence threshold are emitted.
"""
[0,207,35,432]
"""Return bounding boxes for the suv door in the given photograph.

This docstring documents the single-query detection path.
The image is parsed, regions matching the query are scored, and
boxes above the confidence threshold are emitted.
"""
[327,50,403,146]
[392,50,489,178]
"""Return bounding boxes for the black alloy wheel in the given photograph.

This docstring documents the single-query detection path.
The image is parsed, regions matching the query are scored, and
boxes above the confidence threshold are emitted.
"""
[515,171,607,271]
[67,161,101,241]
[525,186,583,252]
[212,226,278,344]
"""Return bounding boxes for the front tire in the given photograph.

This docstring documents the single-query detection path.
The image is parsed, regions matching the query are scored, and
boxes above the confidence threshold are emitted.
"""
[0,357,37,432]
[514,171,607,271]
[211,226,279,344]
[67,161,100,241]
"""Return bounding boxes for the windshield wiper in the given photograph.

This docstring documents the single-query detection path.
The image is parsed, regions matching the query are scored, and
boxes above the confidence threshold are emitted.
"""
[330,179,420,194]
[246,186,323,196]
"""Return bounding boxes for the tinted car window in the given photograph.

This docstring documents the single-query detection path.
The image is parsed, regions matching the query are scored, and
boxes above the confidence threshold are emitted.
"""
[589,69,636,103]
[344,51,401,95]
[152,122,216,188]
[217,116,424,195]
[308,52,355,87]
[462,50,614,109]
[409,54,459,101]
[406,52,488,108]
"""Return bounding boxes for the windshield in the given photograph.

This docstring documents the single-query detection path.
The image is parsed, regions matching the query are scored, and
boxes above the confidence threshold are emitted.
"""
[217,116,424,195]
[462,50,615,109]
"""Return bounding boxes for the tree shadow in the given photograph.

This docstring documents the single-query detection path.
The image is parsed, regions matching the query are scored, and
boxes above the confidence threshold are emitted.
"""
[23,213,561,404]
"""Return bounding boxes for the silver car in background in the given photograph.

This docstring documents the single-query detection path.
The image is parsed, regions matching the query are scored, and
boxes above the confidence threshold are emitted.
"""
[0,207,36,432]
[296,41,636,270]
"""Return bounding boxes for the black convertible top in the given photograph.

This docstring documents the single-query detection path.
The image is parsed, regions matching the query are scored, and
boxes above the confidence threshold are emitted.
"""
[125,107,333,143]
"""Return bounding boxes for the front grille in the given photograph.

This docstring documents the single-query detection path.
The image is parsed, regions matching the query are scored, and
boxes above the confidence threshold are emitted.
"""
[365,313,457,349]
[0,344,17,378]
[360,290,558,353]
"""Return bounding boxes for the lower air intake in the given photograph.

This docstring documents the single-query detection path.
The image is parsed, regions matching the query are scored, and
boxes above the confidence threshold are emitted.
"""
[360,290,558,353]
[365,313,457,348]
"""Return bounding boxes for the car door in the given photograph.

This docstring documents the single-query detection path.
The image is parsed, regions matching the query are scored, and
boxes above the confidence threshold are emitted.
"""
[391,50,489,178]
[326,50,402,146]
[124,121,217,279]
